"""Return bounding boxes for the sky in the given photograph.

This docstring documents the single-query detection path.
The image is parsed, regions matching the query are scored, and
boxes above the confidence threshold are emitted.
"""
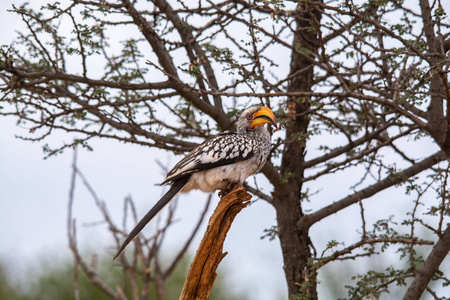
[1,1,450,300]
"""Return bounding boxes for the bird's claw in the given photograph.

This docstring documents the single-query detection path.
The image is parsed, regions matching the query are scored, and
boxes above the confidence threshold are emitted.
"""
[218,190,227,198]
[218,182,238,198]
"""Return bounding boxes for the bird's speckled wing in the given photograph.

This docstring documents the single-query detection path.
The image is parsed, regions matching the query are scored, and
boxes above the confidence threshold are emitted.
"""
[161,132,258,185]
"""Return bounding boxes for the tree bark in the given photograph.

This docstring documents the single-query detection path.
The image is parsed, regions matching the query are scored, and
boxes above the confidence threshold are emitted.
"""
[272,2,322,298]
[419,0,447,143]
[403,224,450,300]
[179,188,251,300]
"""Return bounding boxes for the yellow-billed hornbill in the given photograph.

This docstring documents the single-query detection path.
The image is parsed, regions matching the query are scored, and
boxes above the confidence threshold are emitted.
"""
[114,106,277,259]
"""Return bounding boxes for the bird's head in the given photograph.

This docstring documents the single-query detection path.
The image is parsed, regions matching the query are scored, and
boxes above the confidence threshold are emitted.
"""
[237,106,277,134]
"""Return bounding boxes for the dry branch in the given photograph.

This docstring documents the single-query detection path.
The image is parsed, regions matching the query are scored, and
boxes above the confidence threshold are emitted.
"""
[179,187,252,300]
[403,224,450,300]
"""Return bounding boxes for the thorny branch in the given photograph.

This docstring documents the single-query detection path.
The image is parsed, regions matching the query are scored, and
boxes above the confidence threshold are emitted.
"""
[317,237,434,268]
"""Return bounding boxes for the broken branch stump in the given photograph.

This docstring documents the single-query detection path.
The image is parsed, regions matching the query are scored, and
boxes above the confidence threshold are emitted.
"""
[179,187,252,300]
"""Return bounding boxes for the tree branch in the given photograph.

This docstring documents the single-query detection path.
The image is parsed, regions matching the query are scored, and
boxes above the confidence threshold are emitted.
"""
[403,224,450,300]
[179,187,251,300]
[298,151,447,230]
[121,0,231,130]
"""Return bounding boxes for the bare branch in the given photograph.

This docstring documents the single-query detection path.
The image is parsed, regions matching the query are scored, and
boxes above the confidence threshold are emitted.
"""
[403,224,450,300]
[298,151,447,230]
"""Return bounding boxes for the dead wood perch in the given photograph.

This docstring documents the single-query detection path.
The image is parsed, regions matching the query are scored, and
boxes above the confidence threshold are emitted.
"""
[179,187,252,300]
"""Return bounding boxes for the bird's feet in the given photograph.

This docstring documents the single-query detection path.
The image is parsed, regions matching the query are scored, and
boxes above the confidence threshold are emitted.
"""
[218,181,240,198]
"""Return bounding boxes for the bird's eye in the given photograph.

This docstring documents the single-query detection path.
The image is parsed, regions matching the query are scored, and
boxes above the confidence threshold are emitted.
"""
[247,114,252,120]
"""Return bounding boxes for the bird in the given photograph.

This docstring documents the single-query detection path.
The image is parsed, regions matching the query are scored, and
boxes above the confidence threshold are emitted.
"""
[114,106,277,259]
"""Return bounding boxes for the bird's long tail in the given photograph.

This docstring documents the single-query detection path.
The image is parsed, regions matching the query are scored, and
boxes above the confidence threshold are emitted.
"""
[113,176,190,260]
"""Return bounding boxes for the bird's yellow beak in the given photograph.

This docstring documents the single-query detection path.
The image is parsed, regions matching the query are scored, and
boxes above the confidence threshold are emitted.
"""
[250,106,277,130]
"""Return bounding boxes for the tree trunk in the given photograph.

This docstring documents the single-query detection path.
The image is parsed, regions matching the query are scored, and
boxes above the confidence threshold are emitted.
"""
[419,0,447,144]
[272,2,322,298]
